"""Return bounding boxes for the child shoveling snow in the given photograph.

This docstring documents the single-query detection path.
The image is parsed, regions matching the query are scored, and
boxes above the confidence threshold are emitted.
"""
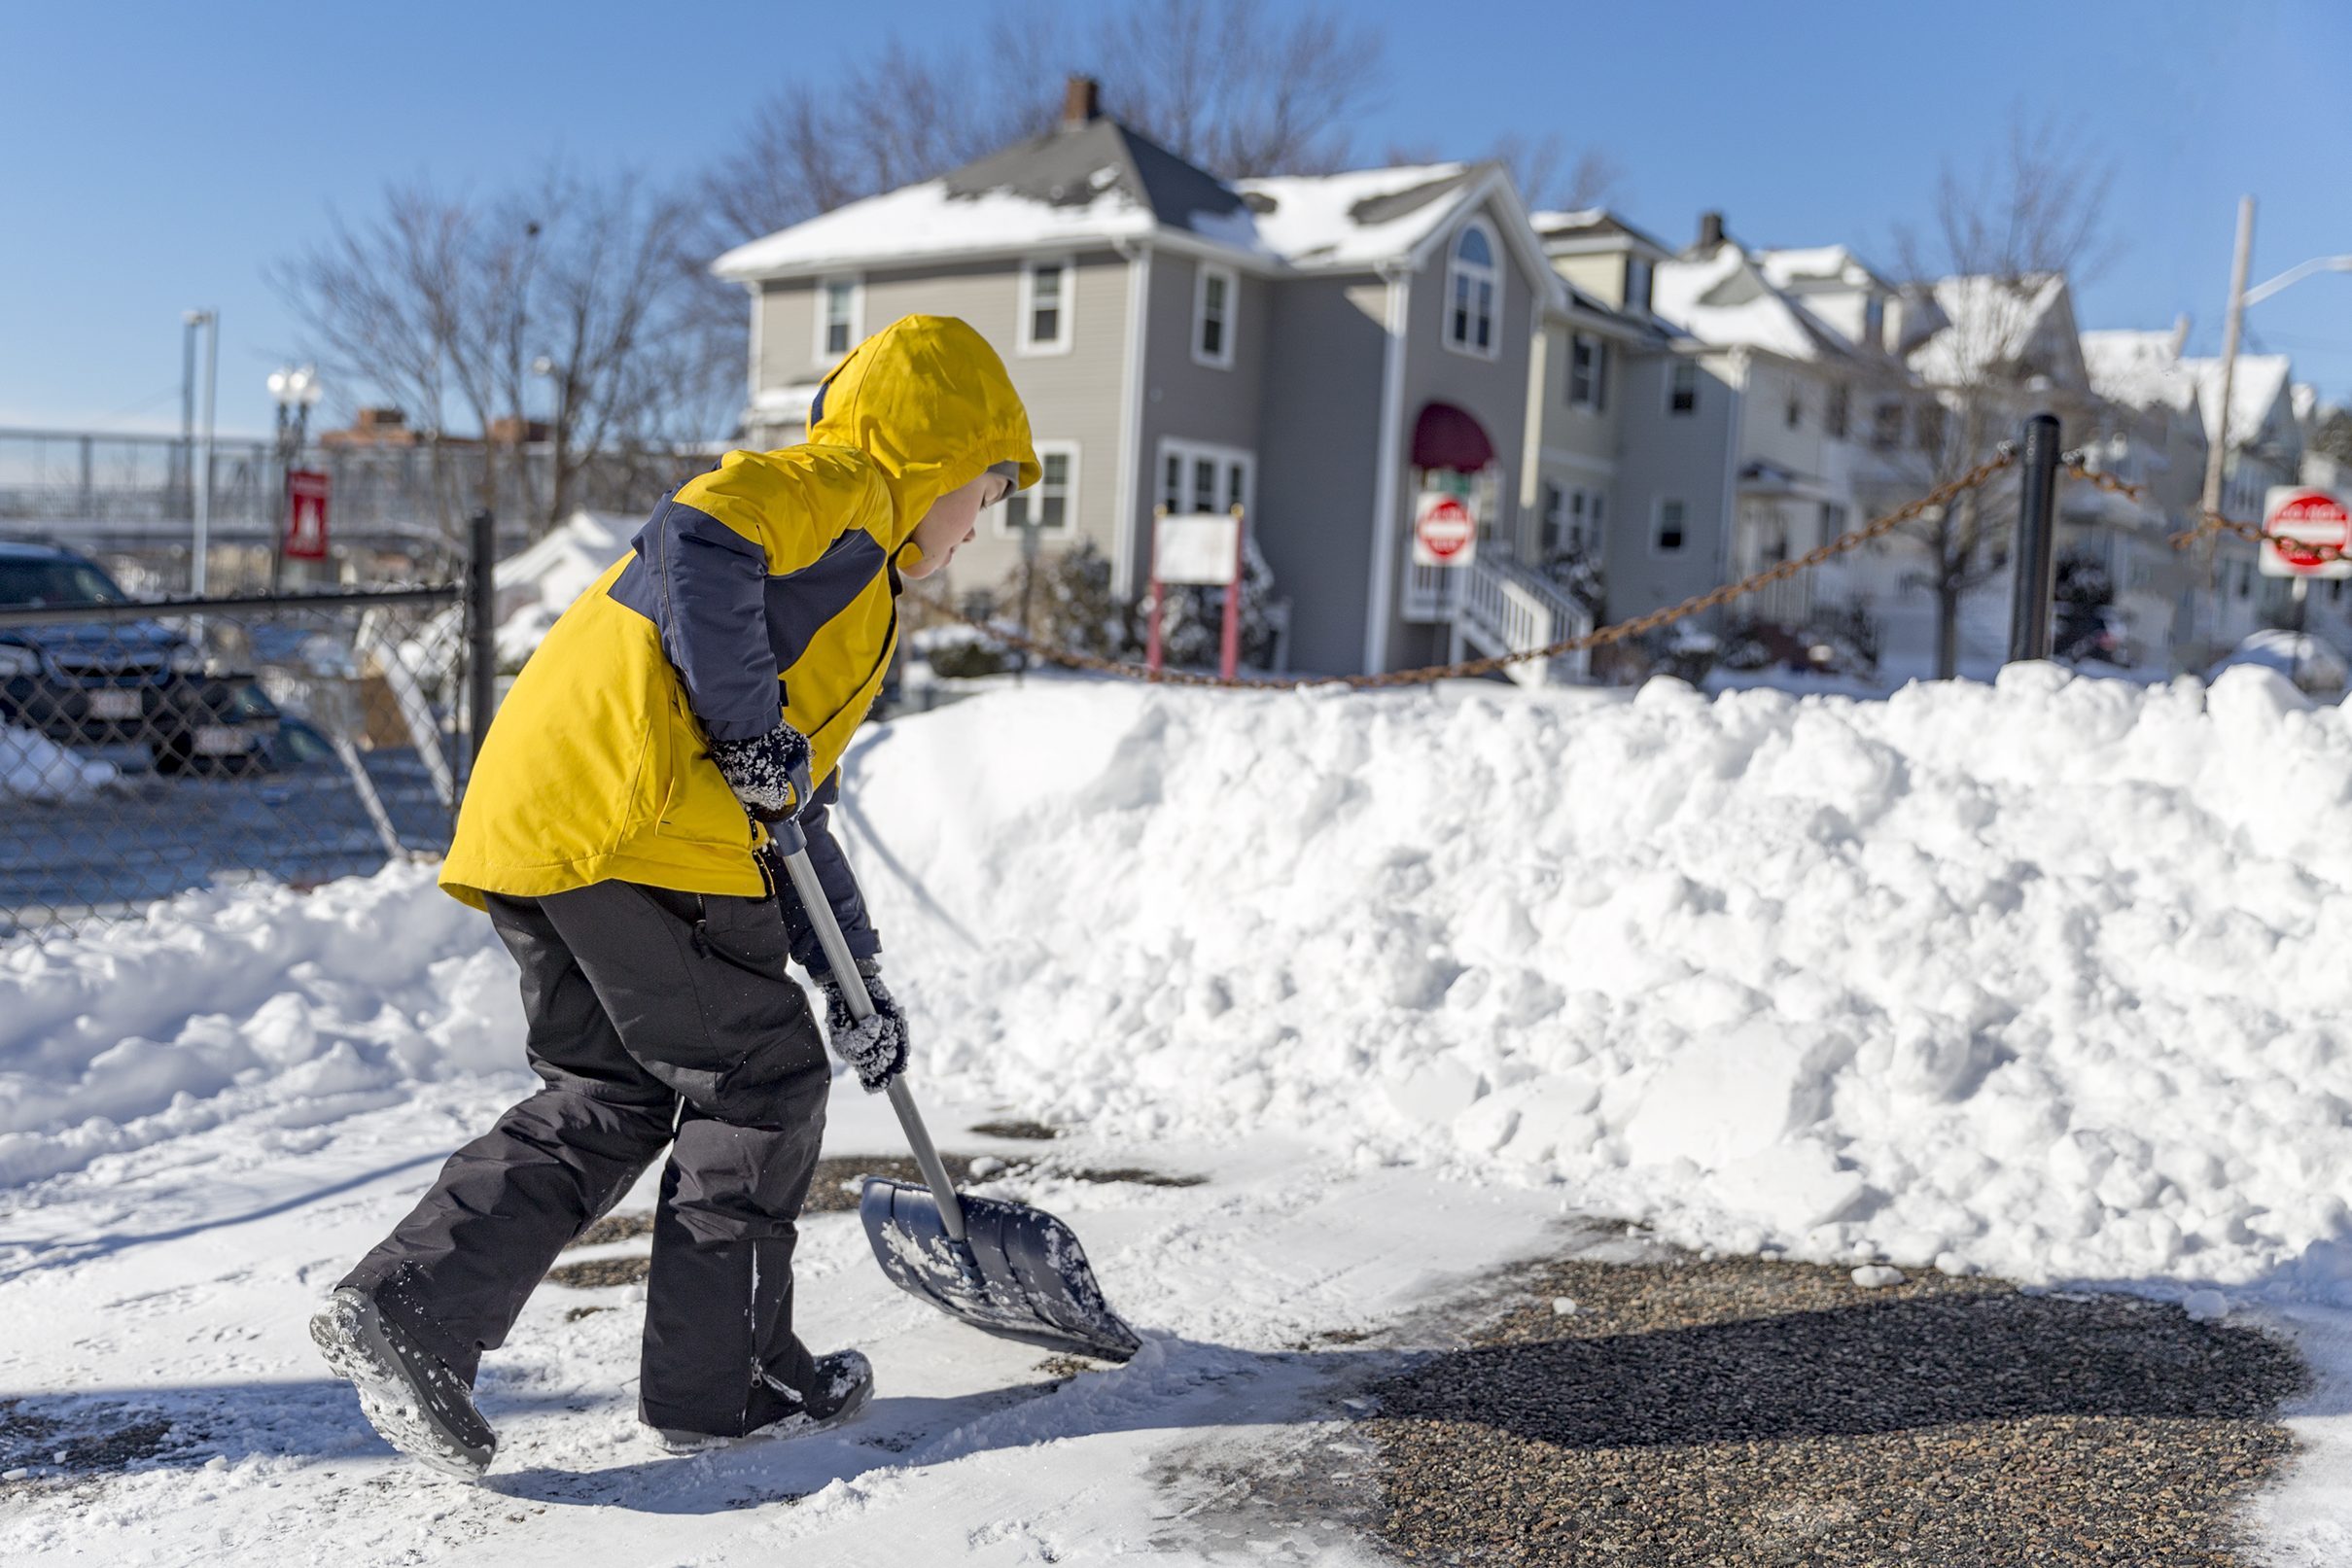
[311,315,1038,1478]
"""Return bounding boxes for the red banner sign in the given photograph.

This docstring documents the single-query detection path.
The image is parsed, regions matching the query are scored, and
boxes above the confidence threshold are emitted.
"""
[284,470,331,561]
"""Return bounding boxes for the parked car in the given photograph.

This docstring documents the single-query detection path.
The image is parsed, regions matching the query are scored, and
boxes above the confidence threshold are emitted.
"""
[0,539,277,774]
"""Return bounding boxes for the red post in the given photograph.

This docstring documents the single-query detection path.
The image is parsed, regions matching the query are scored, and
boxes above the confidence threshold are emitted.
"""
[1145,505,1166,679]
[1218,505,1244,682]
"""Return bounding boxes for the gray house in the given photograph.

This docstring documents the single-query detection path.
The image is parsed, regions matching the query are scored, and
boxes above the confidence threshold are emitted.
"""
[711,78,1562,677]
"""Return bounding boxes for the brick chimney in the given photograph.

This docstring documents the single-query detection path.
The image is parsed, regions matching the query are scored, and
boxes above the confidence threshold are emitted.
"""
[1062,75,1101,129]
[1697,210,1726,252]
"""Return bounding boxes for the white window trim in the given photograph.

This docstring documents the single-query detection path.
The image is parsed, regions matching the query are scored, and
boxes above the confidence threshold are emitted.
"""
[1652,496,1689,557]
[813,274,863,364]
[1442,218,1502,362]
[994,439,1080,538]
[1191,261,1237,370]
[1155,437,1256,519]
[1017,256,1075,356]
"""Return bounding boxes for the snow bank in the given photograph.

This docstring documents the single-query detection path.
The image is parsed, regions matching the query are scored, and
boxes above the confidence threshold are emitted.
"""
[2,723,115,801]
[845,665,2352,1307]
[0,865,514,1185]
[8,664,2352,1313]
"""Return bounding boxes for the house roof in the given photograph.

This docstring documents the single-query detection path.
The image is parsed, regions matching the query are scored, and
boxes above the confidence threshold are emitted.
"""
[1908,273,2077,386]
[1650,243,1853,363]
[1529,207,1673,259]
[2180,353,2296,451]
[1755,245,1896,296]
[2080,330,2200,415]
[712,116,1534,286]
[1233,163,1477,269]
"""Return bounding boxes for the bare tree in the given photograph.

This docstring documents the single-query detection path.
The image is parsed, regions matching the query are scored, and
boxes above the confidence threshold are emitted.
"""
[1488,131,1625,213]
[1891,111,2115,677]
[1079,0,1383,177]
[275,163,717,540]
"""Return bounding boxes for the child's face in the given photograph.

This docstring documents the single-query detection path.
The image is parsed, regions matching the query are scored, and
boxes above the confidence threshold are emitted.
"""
[900,470,1012,579]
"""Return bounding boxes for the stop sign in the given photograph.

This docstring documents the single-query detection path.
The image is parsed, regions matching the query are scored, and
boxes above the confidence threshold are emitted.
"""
[1414,492,1478,568]
[2262,487,2352,579]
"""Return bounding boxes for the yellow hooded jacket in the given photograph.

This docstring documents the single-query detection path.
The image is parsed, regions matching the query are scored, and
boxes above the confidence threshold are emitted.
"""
[438,314,1039,910]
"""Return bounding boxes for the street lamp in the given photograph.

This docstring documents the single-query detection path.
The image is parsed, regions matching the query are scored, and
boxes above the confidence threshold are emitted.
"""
[268,365,324,591]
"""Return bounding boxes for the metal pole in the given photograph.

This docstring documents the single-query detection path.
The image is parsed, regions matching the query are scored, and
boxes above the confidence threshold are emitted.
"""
[467,507,498,769]
[2200,197,2256,642]
[1219,504,1245,681]
[180,316,196,516]
[190,311,217,596]
[269,405,289,595]
[1145,505,1166,678]
[2008,412,2062,664]
[2291,575,2309,692]
[1017,520,1038,686]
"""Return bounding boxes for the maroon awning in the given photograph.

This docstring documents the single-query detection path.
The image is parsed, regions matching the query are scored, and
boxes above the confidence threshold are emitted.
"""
[1411,401,1495,472]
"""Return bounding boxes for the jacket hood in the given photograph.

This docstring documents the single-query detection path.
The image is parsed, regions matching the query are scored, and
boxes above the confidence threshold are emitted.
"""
[807,315,1040,559]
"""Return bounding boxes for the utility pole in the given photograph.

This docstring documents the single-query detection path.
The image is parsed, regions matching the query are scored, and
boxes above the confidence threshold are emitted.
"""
[186,310,218,596]
[2199,197,2255,645]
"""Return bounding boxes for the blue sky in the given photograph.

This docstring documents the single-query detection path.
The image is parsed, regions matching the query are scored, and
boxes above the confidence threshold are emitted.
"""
[4,0,2345,437]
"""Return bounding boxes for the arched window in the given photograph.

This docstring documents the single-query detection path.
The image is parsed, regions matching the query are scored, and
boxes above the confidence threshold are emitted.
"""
[1445,220,1499,358]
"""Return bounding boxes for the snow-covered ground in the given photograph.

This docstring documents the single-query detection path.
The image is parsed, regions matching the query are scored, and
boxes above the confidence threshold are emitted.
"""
[4,668,2352,1562]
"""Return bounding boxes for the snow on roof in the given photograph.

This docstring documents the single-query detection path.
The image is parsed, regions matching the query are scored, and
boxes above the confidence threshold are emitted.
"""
[1650,244,1847,362]
[1232,163,1471,268]
[713,176,1161,278]
[2181,354,2295,450]
[2080,330,2199,415]
[712,116,1487,280]
[1909,273,2069,384]
[1754,245,1892,294]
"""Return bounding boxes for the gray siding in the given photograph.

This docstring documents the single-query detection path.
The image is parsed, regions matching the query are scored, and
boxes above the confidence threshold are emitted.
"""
[1379,197,1541,670]
[1131,253,1271,595]
[753,255,1137,601]
[1607,350,1740,620]
[1252,275,1388,675]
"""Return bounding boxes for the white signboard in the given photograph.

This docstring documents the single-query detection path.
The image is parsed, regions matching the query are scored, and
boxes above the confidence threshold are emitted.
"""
[2260,486,2352,579]
[1412,490,1477,568]
[1155,512,1242,585]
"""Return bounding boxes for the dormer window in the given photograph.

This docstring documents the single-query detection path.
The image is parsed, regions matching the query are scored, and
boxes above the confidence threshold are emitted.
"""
[1019,258,1073,355]
[1627,257,1654,313]
[1445,221,1499,358]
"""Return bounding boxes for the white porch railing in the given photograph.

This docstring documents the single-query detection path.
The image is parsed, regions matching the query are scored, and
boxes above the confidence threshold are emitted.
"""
[1445,554,1593,686]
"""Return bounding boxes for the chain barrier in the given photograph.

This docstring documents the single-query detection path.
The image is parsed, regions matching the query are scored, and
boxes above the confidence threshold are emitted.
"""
[918,451,2022,691]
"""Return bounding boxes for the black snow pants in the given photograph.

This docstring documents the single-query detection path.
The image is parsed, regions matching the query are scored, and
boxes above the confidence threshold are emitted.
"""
[338,877,832,1437]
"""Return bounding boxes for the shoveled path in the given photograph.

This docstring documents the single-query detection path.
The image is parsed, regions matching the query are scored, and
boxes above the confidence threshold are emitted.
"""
[1363,1247,2308,1567]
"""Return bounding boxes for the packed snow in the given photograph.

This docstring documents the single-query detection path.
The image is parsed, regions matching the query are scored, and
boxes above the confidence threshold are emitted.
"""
[4,668,2352,1561]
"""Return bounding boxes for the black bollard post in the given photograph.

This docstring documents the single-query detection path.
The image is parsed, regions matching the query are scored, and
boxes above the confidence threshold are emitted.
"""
[2008,412,2061,664]
[467,508,499,772]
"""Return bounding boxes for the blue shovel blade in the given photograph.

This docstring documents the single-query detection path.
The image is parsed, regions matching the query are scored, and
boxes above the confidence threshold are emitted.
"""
[860,1178,1142,1362]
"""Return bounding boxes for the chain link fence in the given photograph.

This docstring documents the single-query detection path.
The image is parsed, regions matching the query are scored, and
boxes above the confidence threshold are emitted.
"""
[1,584,466,938]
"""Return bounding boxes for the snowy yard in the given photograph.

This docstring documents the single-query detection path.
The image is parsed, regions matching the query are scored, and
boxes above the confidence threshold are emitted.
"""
[2,669,2351,1562]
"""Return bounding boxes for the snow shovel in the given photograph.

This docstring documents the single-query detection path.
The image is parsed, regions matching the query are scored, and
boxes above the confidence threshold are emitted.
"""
[769,820,1142,1363]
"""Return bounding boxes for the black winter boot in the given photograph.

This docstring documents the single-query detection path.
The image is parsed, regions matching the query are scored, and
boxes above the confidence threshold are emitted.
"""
[653,1349,873,1452]
[310,1286,499,1480]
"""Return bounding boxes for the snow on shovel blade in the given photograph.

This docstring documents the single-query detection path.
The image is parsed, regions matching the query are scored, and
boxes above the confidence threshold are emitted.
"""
[860,1178,1142,1362]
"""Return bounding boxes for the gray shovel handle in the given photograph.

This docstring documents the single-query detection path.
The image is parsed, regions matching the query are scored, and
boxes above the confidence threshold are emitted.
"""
[771,826,968,1242]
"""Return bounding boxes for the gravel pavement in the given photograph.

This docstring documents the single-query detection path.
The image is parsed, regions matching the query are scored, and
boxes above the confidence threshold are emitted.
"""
[1365,1249,2307,1566]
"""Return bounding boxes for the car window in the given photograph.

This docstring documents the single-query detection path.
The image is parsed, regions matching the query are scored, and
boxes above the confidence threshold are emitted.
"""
[0,559,129,607]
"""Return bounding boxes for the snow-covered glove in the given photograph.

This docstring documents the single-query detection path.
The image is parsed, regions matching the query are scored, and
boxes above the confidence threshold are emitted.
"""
[710,721,813,823]
[815,958,908,1094]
